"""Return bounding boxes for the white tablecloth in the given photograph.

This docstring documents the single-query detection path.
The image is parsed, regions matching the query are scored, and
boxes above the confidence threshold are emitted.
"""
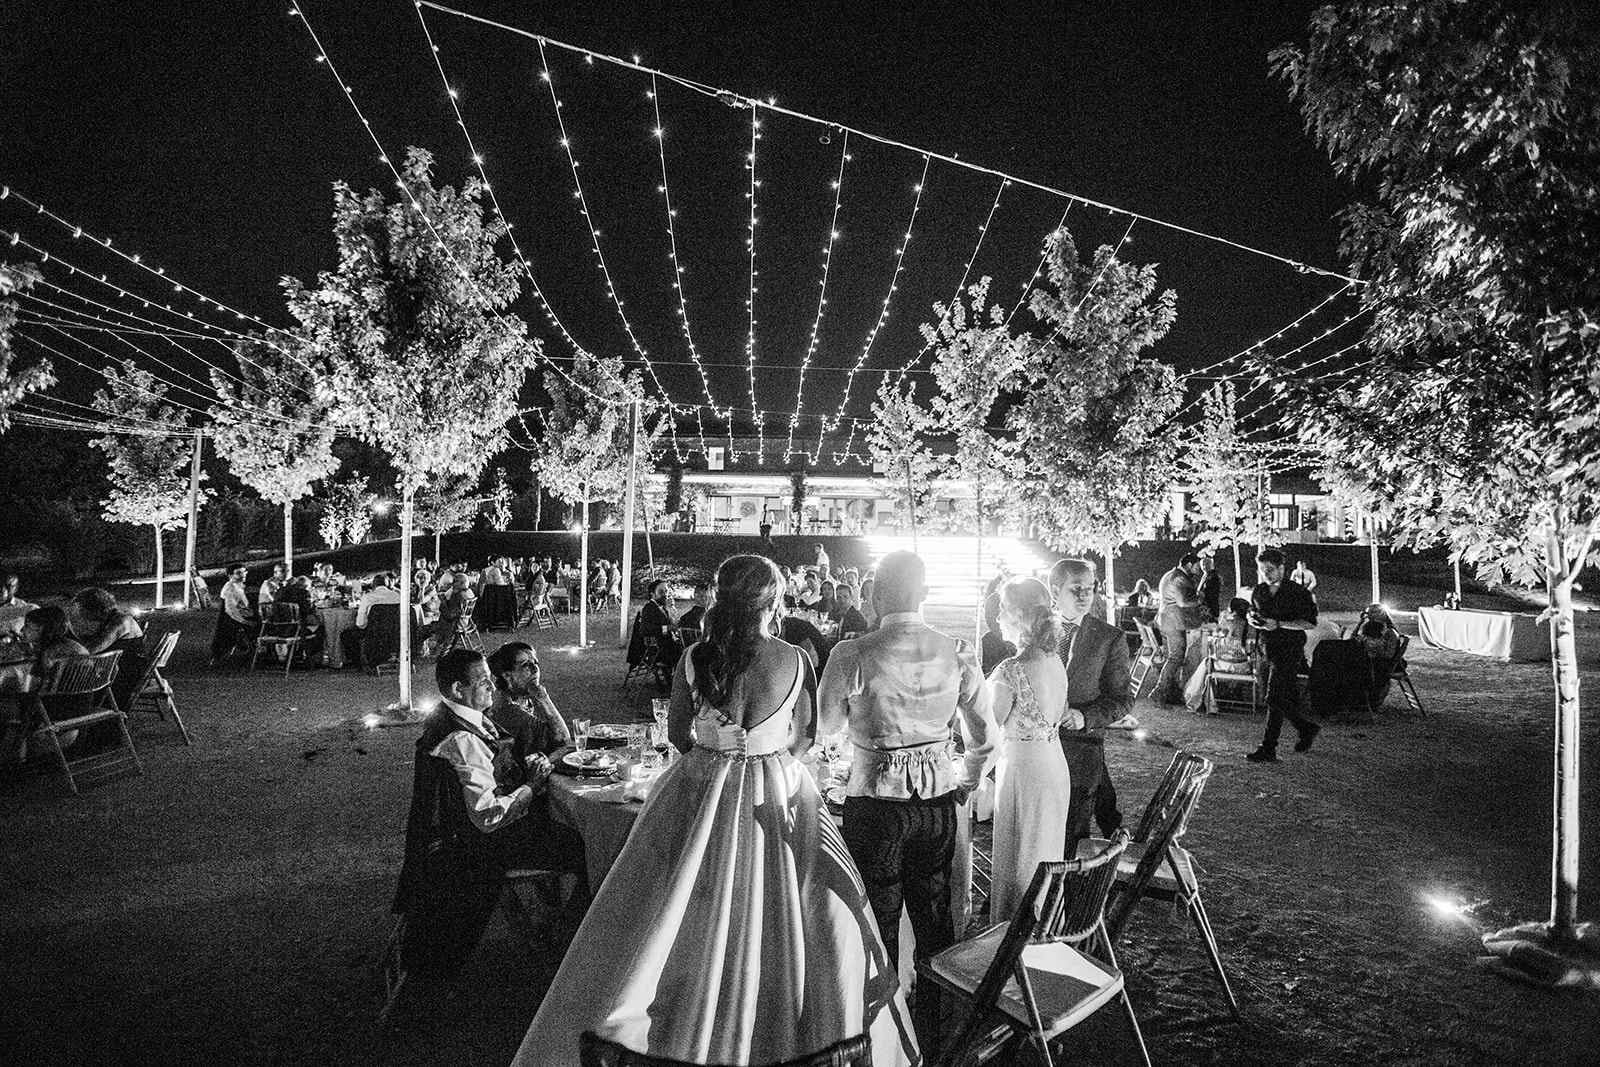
[1417,606,1546,662]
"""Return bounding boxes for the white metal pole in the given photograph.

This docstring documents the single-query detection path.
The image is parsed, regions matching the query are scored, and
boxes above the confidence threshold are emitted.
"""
[398,491,415,712]
[182,429,202,609]
[619,399,640,644]
[579,478,590,648]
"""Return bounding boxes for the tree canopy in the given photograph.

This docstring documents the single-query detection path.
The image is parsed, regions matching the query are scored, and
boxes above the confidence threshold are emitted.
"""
[0,262,54,434]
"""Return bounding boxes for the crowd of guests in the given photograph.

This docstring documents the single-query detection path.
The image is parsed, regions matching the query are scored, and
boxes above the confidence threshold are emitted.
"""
[0,571,149,769]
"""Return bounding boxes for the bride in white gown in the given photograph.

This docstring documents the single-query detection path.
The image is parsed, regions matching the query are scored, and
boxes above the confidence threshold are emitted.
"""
[513,555,917,1066]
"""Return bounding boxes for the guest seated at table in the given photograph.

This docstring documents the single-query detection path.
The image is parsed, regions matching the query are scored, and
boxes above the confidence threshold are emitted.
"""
[209,563,258,667]
[859,577,877,630]
[1183,598,1253,714]
[342,573,401,668]
[629,579,681,689]
[512,555,915,1067]
[258,563,287,606]
[817,580,840,621]
[0,571,40,636]
[1356,604,1403,708]
[392,649,581,986]
[797,572,822,608]
[72,587,147,710]
[22,606,93,746]
[276,577,325,665]
[438,572,473,636]
[486,641,573,758]
[676,583,710,636]
[774,600,831,673]
[834,584,869,638]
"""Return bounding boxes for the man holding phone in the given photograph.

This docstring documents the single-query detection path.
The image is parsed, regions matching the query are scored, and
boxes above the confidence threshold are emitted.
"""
[1246,549,1321,762]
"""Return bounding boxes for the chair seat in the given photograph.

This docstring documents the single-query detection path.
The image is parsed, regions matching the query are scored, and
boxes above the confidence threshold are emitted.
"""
[47,708,126,732]
[1076,838,1195,897]
[924,924,1124,1040]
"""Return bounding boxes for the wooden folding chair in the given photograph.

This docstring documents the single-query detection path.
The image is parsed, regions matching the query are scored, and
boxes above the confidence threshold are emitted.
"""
[131,630,190,744]
[622,615,661,692]
[1129,619,1164,700]
[1204,651,1260,715]
[919,832,1148,1067]
[579,1031,872,1067]
[444,610,484,654]
[251,602,302,677]
[36,650,142,795]
[532,602,557,631]
[1387,635,1426,716]
[1096,752,1239,1021]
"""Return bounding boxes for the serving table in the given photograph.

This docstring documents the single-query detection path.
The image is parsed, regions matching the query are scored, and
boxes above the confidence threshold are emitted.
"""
[1417,606,1545,662]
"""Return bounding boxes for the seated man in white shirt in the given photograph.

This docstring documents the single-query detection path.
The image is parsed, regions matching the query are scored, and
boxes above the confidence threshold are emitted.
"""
[391,649,560,979]
[342,573,403,667]
[258,563,287,606]
[208,563,258,666]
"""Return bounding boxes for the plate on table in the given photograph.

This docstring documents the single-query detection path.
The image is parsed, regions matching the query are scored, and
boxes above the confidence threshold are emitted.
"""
[586,724,630,742]
[560,749,618,776]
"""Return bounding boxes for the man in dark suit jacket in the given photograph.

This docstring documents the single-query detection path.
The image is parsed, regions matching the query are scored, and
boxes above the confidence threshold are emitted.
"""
[1050,558,1132,843]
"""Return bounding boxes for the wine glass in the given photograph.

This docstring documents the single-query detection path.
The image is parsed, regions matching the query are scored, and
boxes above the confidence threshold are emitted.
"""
[574,719,591,754]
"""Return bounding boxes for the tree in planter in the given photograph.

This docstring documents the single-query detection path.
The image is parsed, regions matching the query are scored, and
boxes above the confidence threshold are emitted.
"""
[287,147,540,710]
[90,360,209,608]
[1183,380,1280,588]
[1009,226,1180,618]
[210,332,339,576]
[1272,0,1600,959]
[865,377,942,536]
[0,263,55,433]
[319,475,376,549]
[415,470,485,562]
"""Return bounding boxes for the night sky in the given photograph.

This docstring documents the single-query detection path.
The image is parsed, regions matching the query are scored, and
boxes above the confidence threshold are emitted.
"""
[2,0,1354,441]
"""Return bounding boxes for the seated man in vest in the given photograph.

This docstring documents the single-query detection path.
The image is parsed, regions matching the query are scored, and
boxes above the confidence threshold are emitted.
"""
[391,649,572,980]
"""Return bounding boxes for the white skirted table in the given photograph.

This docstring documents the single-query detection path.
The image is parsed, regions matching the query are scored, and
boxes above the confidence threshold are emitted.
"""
[1417,606,1546,662]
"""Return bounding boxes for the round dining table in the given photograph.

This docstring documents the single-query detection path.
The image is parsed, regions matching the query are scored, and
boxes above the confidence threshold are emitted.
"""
[316,606,357,668]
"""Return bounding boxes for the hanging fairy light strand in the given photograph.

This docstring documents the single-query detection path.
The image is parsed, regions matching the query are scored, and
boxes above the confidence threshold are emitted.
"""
[814,153,932,463]
[784,130,851,462]
[744,107,765,464]
[534,36,684,460]
[648,72,717,459]
[418,2,1360,285]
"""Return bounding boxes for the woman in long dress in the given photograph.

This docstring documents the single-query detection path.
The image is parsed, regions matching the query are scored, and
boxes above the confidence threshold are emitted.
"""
[513,555,917,1067]
[987,577,1082,922]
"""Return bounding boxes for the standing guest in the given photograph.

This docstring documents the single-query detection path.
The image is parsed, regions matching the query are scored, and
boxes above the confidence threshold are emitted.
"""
[818,549,994,1039]
[513,556,917,1067]
[606,563,623,609]
[392,650,562,984]
[1155,552,1205,705]
[1050,558,1131,844]
[814,542,830,575]
[676,583,710,636]
[72,587,147,710]
[979,592,1016,676]
[258,563,286,606]
[209,563,257,666]
[1197,554,1223,623]
[835,584,869,637]
[1246,548,1321,762]
[987,578,1081,921]
[1291,559,1319,598]
[0,572,39,636]
[529,569,549,608]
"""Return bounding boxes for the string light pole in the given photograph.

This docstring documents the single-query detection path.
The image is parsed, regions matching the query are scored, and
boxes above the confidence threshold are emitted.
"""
[619,398,641,644]
[182,429,203,609]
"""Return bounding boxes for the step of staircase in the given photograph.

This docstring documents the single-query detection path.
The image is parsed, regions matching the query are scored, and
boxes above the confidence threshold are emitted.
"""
[864,535,1056,609]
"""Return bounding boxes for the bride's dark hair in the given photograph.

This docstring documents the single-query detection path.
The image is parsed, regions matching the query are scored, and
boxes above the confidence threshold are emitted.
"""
[691,554,782,712]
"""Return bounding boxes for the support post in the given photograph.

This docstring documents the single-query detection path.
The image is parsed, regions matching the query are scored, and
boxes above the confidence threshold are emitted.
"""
[1453,554,1463,602]
[904,456,919,553]
[398,490,415,712]
[619,399,640,644]
[1547,528,1581,938]
[1103,541,1117,625]
[283,500,294,577]
[1369,512,1381,605]
[152,523,166,610]
[579,478,590,649]
[182,429,203,609]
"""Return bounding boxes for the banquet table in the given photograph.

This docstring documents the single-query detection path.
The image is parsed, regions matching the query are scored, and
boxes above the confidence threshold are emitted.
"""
[316,606,357,668]
[1417,605,1546,662]
[545,753,973,983]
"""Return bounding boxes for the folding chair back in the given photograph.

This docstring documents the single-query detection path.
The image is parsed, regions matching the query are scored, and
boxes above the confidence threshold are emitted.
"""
[133,630,191,744]
[253,602,303,677]
[38,651,143,794]
[1131,751,1208,844]
[622,613,661,691]
[1108,761,1212,941]
[578,1031,872,1067]
[1389,634,1426,716]
[1129,619,1162,699]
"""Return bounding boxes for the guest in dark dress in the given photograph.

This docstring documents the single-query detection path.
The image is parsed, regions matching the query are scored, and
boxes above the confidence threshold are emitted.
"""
[979,592,1016,677]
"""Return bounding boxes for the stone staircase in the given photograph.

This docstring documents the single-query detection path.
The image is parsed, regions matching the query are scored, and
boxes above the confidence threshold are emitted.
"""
[864,535,1056,609]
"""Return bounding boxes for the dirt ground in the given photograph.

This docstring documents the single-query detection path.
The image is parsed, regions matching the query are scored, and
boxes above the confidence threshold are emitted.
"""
[2,582,1598,1066]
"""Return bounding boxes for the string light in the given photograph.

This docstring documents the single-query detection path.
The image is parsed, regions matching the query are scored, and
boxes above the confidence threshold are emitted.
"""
[647,72,718,459]
[744,108,764,464]
[785,130,851,462]
[814,154,932,463]
[417,3,1362,284]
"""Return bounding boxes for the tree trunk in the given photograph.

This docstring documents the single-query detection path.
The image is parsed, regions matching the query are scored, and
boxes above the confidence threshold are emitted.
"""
[620,400,640,645]
[579,479,590,649]
[283,500,294,577]
[1546,528,1582,939]
[1103,542,1117,625]
[1370,518,1381,605]
[532,474,542,529]
[182,429,203,609]
[434,529,442,566]
[1232,539,1243,600]
[153,524,166,609]
[398,491,415,712]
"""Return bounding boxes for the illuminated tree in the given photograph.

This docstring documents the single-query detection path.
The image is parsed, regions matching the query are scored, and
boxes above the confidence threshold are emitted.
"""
[1184,379,1279,583]
[319,474,375,550]
[1274,0,1600,949]
[533,352,649,520]
[865,376,942,534]
[90,360,208,607]
[286,147,540,709]
[0,262,54,434]
[415,470,484,562]
[210,332,339,574]
[487,466,512,532]
[1009,226,1180,616]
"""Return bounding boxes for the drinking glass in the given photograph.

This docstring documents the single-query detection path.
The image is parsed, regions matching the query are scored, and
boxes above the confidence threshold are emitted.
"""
[574,719,591,753]
[627,724,648,751]
[651,698,670,727]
